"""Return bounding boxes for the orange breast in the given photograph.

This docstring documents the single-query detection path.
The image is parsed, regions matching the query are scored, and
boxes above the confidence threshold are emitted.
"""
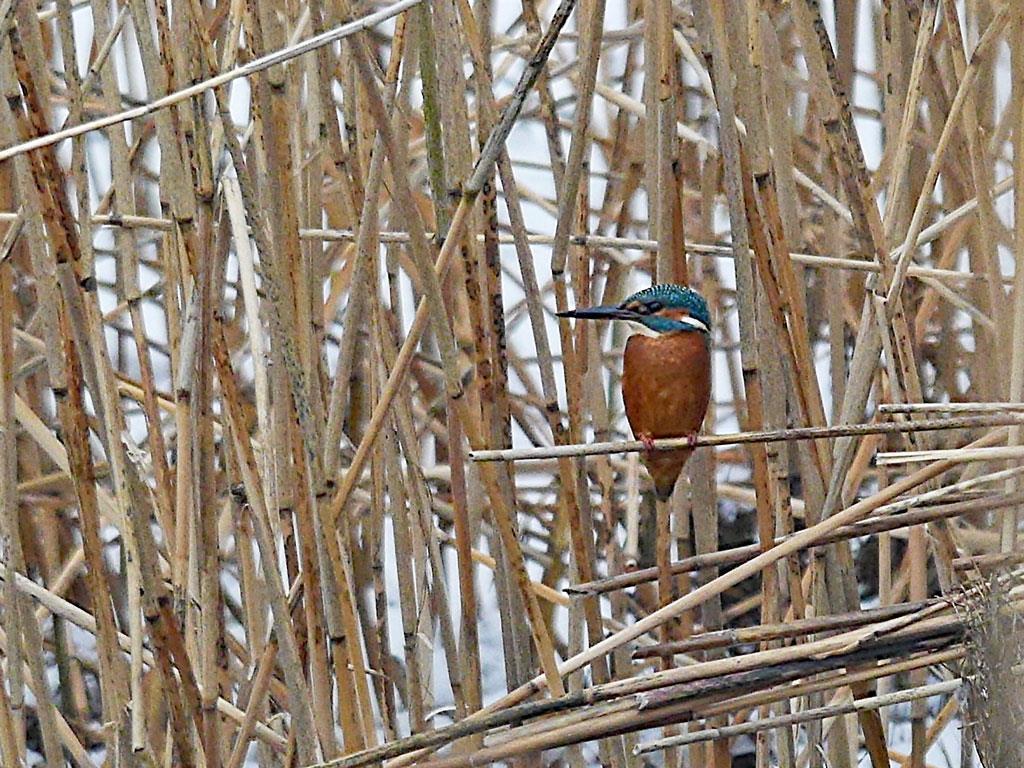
[622,331,711,499]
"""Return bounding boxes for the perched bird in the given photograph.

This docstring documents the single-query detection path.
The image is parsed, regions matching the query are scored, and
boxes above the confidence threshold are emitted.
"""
[558,283,712,501]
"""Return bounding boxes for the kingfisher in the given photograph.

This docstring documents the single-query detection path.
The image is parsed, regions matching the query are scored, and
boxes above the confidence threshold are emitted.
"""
[558,283,712,501]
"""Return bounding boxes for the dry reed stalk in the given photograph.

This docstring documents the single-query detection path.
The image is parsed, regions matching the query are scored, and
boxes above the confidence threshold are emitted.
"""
[539,0,625,757]
[1005,16,1024,559]
[470,412,1024,461]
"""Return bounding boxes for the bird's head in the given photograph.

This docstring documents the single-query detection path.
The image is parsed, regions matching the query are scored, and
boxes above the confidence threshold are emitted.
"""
[557,283,711,335]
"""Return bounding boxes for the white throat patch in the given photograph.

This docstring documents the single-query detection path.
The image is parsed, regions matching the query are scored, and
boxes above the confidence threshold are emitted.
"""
[629,322,661,338]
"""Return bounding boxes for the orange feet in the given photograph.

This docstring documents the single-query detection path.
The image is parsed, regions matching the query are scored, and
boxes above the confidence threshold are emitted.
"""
[638,433,699,451]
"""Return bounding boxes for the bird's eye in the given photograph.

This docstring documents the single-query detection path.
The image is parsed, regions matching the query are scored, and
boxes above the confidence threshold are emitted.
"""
[646,301,663,313]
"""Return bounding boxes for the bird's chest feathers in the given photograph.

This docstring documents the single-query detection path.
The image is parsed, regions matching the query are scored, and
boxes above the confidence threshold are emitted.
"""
[622,332,710,437]
[625,332,708,378]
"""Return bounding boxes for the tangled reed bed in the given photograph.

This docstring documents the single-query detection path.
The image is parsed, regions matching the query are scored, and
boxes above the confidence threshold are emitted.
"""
[1,0,1024,766]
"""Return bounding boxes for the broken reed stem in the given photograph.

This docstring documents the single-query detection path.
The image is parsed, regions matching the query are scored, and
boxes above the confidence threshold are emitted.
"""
[634,679,961,754]
[470,412,1024,462]
[632,598,940,658]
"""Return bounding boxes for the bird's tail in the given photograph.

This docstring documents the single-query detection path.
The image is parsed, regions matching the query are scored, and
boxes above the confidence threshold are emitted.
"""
[644,448,693,501]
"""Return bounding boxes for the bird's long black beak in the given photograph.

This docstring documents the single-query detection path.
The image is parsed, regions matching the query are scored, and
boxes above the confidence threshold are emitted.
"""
[556,304,638,322]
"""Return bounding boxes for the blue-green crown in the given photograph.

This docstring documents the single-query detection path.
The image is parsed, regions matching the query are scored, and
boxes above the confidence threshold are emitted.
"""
[622,284,711,333]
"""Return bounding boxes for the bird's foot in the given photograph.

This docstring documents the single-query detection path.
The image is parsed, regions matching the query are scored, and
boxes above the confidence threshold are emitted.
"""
[685,431,700,449]
[638,433,656,452]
